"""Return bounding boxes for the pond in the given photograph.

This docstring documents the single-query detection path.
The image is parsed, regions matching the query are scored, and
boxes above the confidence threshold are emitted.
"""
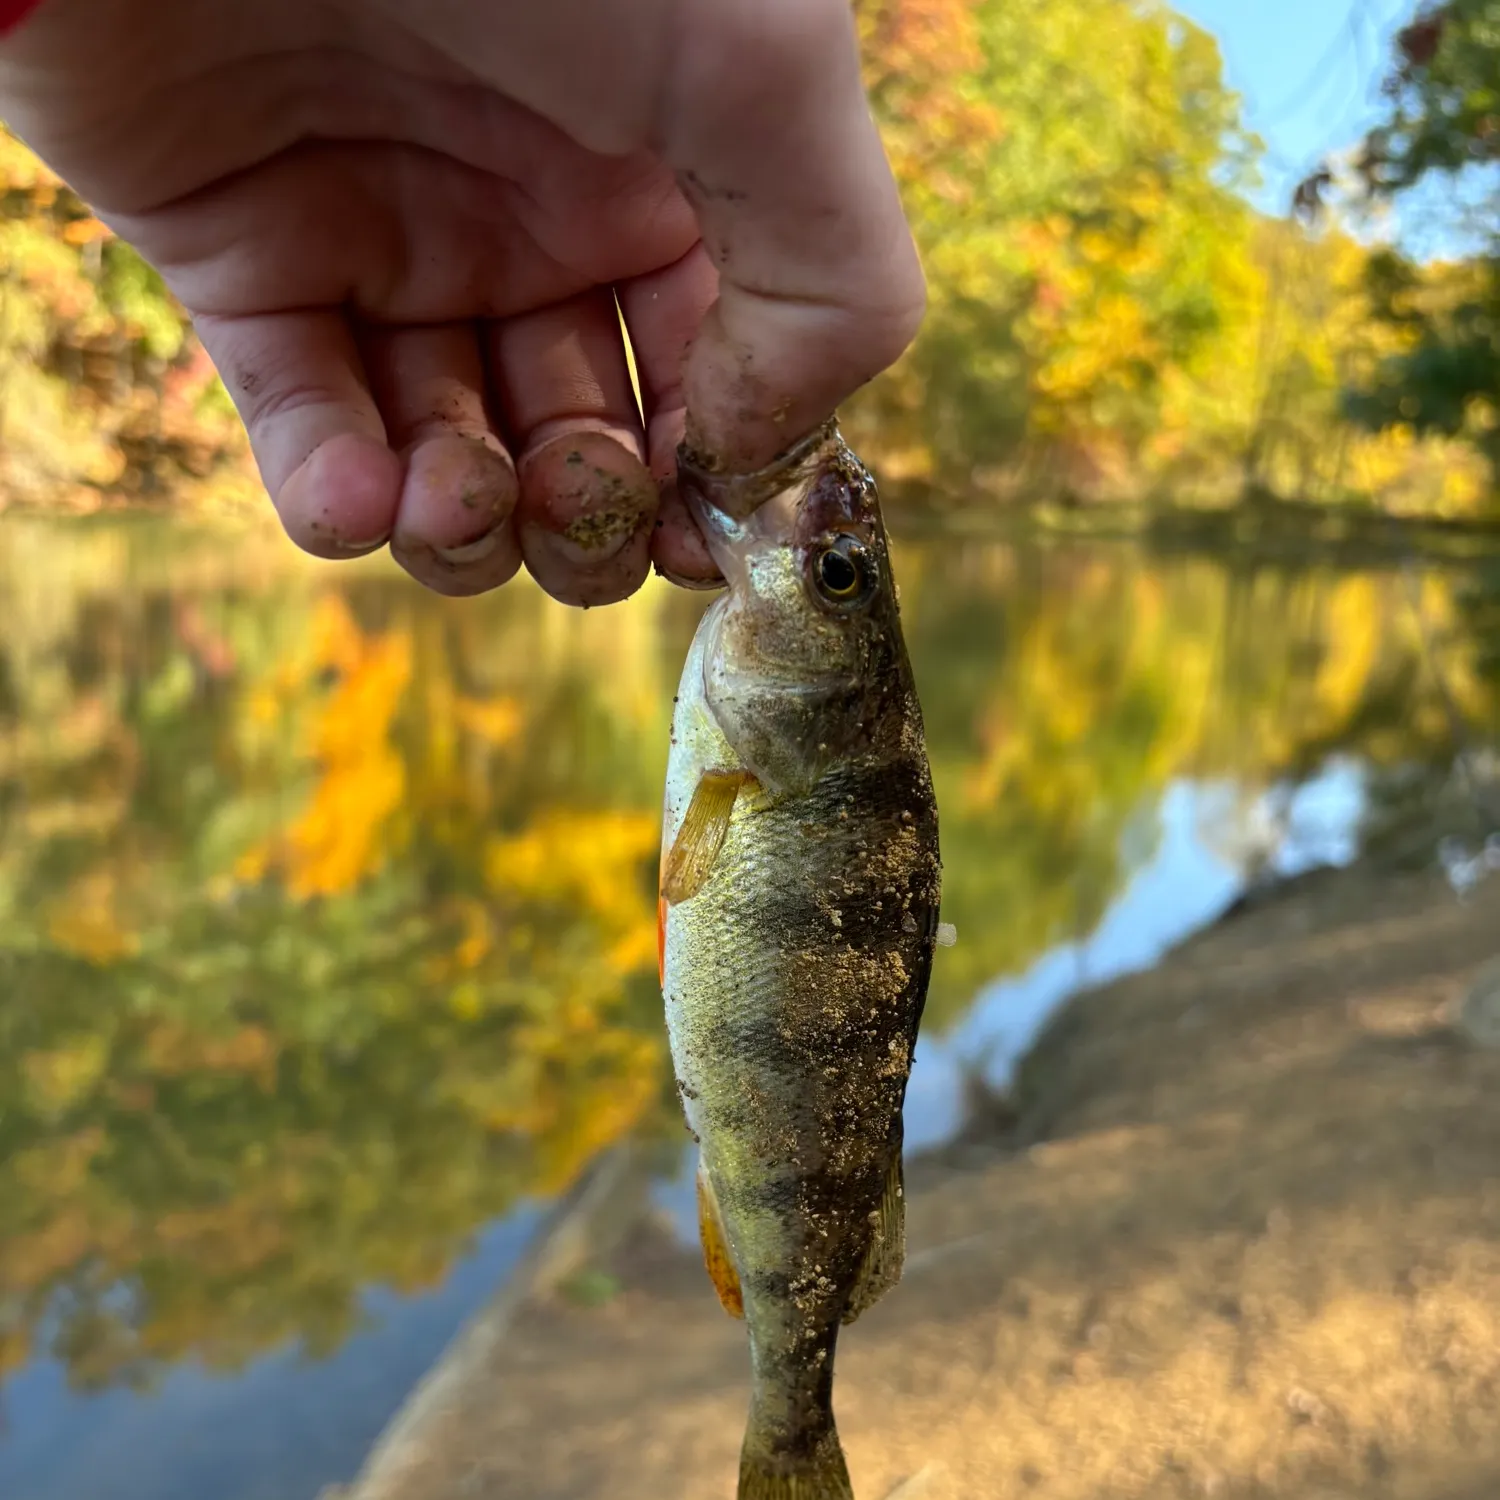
[0,510,1493,1500]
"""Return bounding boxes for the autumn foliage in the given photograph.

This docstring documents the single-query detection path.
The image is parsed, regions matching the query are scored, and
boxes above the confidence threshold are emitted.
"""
[0,0,1491,520]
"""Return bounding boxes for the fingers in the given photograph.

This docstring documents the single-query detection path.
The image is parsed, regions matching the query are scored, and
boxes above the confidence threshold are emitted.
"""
[194,310,401,557]
[649,479,722,589]
[618,244,723,587]
[200,308,522,593]
[360,321,522,597]
[197,296,672,607]
[487,288,657,607]
[658,0,926,470]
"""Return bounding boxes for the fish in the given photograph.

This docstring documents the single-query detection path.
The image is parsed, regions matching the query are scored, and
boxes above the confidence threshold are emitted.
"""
[659,419,942,1500]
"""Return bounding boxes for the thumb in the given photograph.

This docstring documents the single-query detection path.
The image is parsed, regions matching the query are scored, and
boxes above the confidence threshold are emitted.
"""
[662,0,924,471]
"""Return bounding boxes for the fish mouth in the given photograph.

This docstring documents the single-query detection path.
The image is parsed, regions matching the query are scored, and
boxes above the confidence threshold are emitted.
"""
[677,418,839,524]
[676,420,847,585]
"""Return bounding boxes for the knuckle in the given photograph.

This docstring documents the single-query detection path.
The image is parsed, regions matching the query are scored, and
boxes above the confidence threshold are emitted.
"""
[875,258,929,355]
[236,367,337,437]
[837,244,928,374]
[195,316,342,436]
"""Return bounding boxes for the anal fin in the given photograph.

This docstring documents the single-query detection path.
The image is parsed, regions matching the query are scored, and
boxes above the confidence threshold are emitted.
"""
[697,1161,745,1319]
[842,1146,905,1324]
[662,769,754,905]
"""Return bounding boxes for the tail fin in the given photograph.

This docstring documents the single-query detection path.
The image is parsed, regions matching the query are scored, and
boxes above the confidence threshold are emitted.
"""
[738,1438,854,1500]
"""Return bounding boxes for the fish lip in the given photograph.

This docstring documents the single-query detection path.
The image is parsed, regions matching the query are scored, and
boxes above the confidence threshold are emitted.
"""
[677,419,847,584]
[677,418,841,524]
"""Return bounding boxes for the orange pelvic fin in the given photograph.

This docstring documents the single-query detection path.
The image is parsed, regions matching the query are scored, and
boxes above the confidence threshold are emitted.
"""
[697,1160,745,1319]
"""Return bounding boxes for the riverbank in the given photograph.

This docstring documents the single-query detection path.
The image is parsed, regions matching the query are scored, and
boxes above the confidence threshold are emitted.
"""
[327,853,1500,1500]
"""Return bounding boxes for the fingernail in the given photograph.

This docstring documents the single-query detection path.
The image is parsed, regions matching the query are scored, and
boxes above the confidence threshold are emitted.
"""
[436,527,504,565]
[520,432,656,567]
[523,524,629,572]
[654,560,725,591]
[327,530,391,555]
[553,506,641,566]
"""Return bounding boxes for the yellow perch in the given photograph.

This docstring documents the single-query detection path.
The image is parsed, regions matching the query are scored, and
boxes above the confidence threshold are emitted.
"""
[659,420,942,1499]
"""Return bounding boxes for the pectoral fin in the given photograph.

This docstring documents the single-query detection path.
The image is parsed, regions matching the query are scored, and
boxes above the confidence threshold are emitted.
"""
[697,1161,745,1319]
[842,1146,905,1324]
[662,769,753,904]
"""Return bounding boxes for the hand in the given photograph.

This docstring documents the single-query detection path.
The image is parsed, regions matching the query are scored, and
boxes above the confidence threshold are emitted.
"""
[0,0,924,602]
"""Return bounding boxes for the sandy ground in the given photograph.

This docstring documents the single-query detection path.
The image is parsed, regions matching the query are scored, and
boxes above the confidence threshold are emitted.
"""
[337,858,1500,1500]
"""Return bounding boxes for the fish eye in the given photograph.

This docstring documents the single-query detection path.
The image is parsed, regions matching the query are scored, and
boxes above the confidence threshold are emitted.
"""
[811,534,875,607]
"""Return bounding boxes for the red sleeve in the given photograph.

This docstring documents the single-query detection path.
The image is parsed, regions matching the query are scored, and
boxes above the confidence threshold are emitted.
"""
[0,0,45,33]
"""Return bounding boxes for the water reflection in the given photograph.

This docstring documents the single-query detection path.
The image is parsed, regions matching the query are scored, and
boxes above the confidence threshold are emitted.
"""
[3,1212,542,1500]
[0,513,1490,1499]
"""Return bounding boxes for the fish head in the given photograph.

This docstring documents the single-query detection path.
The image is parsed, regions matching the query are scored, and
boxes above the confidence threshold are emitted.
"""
[679,421,913,798]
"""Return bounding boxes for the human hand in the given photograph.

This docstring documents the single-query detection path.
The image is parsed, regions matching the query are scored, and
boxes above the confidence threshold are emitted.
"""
[0,0,924,602]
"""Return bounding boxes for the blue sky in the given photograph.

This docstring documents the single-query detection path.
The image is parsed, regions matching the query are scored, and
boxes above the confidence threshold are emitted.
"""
[1173,0,1417,212]
[1172,0,1495,257]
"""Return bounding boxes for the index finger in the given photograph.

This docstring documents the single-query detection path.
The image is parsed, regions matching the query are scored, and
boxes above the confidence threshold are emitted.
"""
[660,0,926,472]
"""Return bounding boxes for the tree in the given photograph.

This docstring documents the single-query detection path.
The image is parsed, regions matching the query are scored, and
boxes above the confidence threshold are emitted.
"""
[849,0,1264,500]
[1341,2,1500,485]
[0,126,254,512]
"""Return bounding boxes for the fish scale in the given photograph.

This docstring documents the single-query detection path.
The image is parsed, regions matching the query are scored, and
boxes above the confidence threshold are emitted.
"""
[659,424,941,1500]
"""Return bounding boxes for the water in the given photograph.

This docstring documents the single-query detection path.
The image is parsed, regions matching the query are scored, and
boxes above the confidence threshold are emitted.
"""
[1,1212,542,1500]
[0,512,1492,1500]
